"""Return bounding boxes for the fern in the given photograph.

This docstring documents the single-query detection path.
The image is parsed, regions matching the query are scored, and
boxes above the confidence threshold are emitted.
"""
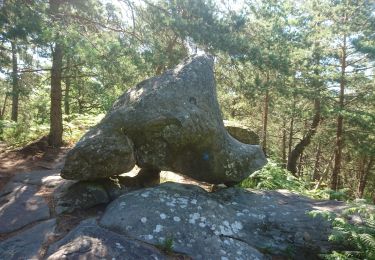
[313,200,375,260]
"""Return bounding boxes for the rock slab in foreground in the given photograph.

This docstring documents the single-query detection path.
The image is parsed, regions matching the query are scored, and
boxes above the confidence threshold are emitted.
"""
[62,55,266,184]
[46,218,166,260]
[100,182,345,259]
[0,218,56,259]
[0,184,50,233]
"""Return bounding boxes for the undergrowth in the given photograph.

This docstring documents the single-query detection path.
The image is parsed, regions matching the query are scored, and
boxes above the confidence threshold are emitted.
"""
[0,113,103,148]
[310,201,375,260]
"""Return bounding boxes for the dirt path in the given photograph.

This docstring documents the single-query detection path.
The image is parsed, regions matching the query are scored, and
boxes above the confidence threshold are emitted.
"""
[0,139,70,191]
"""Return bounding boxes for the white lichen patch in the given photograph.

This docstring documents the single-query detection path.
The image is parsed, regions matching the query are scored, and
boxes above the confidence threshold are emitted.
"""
[199,222,206,228]
[144,234,153,240]
[190,199,197,204]
[160,213,167,219]
[231,221,243,233]
[115,242,124,249]
[219,225,233,236]
[141,191,151,198]
[153,224,163,233]
[141,217,147,223]
[236,212,244,217]
[120,202,126,208]
[173,216,181,222]
[188,212,200,224]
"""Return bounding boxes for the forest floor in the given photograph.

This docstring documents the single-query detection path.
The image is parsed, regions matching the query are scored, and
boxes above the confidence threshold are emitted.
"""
[0,138,69,191]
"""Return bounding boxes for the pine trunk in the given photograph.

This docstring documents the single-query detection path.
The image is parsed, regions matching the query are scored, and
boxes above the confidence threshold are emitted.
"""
[262,72,270,155]
[287,98,321,175]
[64,56,71,115]
[331,33,347,191]
[11,41,19,122]
[48,43,63,147]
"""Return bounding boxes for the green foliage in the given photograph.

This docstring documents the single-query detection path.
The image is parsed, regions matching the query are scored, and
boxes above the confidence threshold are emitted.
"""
[310,201,375,260]
[63,113,104,145]
[0,119,49,148]
[239,161,305,191]
[238,161,353,201]
[0,113,103,148]
[157,236,174,254]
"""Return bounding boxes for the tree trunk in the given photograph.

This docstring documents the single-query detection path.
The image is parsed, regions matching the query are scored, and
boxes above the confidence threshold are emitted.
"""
[312,142,322,181]
[288,97,296,157]
[64,56,71,115]
[48,0,64,147]
[287,98,321,175]
[262,72,270,155]
[331,33,347,191]
[357,157,374,198]
[48,42,63,147]
[11,41,19,122]
[282,118,287,168]
[287,43,322,175]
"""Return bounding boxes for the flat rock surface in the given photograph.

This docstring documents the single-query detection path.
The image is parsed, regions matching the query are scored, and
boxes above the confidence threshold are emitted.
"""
[0,184,50,233]
[46,218,167,260]
[0,218,56,259]
[10,169,61,186]
[100,182,345,259]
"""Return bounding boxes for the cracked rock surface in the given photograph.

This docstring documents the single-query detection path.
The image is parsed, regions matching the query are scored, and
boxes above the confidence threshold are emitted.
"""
[62,55,266,184]
[100,182,345,259]
[0,168,347,259]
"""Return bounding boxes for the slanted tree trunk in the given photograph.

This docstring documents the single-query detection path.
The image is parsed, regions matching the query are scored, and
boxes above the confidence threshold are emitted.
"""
[288,43,322,176]
[312,142,322,181]
[49,42,64,147]
[357,157,374,198]
[11,41,19,122]
[331,33,347,191]
[287,98,321,175]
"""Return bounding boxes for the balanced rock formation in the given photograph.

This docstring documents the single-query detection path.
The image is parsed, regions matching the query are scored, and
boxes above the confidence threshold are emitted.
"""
[62,55,266,184]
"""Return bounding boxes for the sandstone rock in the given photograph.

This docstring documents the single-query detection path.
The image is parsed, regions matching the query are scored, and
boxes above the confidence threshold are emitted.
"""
[10,169,61,186]
[100,182,344,259]
[224,120,260,145]
[0,218,56,259]
[53,177,139,214]
[0,184,50,233]
[46,218,168,259]
[53,180,109,215]
[62,55,266,184]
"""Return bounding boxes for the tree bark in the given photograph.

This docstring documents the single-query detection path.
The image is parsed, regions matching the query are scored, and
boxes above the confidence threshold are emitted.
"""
[11,41,19,122]
[64,56,71,115]
[282,118,287,168]
[49,42,64,147]
[262,72,270,156]
[287,98,321,175]
[357,157,374,198]
[48,0,64,147]
[331,32,347,191]
[312,142,322,181]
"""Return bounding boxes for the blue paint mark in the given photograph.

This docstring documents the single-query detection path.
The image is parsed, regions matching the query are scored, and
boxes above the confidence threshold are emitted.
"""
[202,152,209,161]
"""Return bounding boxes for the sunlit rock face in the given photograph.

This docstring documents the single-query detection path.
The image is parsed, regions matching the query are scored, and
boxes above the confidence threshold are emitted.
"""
[61,55,266,184]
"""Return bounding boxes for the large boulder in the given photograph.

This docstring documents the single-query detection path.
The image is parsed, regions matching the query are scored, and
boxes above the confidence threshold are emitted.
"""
[62,55,266,184]
[224,120,260,145]
[99,182,345,259]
